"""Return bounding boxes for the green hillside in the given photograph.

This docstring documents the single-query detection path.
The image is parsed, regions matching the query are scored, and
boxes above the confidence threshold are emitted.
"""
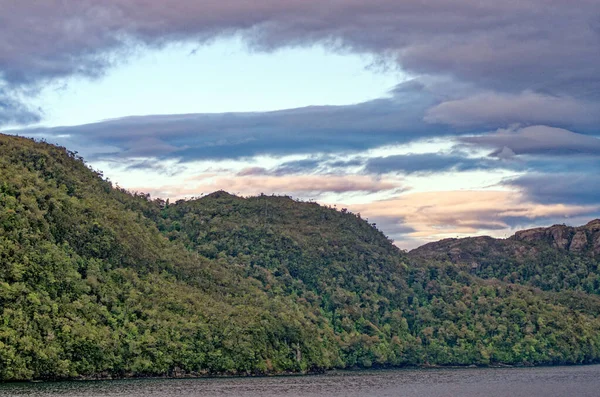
[0,135,336,380]
[1,134,600,381]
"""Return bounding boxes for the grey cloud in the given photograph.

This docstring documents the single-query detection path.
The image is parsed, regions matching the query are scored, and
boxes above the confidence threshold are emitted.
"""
[494,147,516,160]
[1,1,599,99]
[364,215,417,245]
[506,173,600,207]
[236,159,324,177]
[4,81,449,161]
[327,159,365,168]
[365,153,503,174]
[0,91,41,126]
[521,156,600,174]
[426,92,600,130]
[123,159,185,176]
[462,125,600,157]
[272,159,323,175]
[237,167,269,176]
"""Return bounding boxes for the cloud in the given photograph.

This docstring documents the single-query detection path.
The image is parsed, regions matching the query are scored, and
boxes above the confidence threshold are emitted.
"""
[1,1,599,128]
[507,173,600,206]
[134,174,403,198]
[237,167,269,176]
[0,91,41,126]
[426,92,600,130]
[272,159,323,175]
[350,190,600,245]
[364,153,503,174]
[4,81,444,160]
[123,159,186,176]
[1,1,598,95]
[462,125,600,157]
[236,159,325,177]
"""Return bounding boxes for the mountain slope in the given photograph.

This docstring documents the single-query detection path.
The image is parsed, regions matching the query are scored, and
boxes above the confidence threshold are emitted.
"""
[0,135,336,380]
[154,191,600,368]
[1,134,600,381]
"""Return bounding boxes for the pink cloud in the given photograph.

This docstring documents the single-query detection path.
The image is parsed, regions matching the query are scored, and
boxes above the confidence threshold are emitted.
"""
[349,190,599,245]
[133,174,402,198]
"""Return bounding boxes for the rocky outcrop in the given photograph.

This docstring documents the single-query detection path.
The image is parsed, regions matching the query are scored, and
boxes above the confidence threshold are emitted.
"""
[550,226,571,249]
[594,234,600,256]
[411,220,600,264]
[569,231,588,252]
[511,220,600,255]
[512,227,546,242]
[587,219,600,232]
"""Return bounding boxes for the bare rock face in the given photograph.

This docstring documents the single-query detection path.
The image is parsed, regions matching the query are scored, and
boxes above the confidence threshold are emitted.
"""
[414,219,600,260]
[593,234,600,256]
[513,228,547,242]
[512,225,572,249]
[550,226,571,249]
[569,231,588,252]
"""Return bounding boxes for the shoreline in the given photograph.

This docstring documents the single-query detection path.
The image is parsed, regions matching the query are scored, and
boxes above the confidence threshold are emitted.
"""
[6,362,600,385]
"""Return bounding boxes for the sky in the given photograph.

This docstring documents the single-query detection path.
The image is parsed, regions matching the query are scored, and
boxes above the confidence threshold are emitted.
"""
[1,1,599,249]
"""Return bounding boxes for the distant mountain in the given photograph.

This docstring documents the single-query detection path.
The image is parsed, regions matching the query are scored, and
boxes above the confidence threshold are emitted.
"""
[409,221,600,294]
[1,133,600,381]
[511,220,600,255]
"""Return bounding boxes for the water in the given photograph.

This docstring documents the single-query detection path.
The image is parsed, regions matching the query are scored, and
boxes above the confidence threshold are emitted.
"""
[1,365,599,397]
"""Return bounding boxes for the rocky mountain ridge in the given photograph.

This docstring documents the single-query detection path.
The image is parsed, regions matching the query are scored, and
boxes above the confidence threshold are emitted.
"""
[510,220,600,255]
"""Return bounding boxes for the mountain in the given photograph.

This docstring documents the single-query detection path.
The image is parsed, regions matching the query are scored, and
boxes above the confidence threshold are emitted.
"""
[511,220,600,255]
[1,133,600,381]
[409,221,600,294]
[0,135,336,380]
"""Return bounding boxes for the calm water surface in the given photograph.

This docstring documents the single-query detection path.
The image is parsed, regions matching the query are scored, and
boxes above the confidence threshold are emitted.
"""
[1,365,598,397]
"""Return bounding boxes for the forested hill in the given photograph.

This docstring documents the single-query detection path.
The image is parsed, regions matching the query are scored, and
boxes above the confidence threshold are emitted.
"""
[409,221,600,294]
[2,134,600,381]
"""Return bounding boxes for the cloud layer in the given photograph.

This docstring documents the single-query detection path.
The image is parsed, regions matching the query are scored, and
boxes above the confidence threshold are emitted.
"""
[2,1,600,123]
[135,174,403,198]
[462,126,600,157]
[352,190,600,246]
[2,1,599,91]
[4,82,440,160]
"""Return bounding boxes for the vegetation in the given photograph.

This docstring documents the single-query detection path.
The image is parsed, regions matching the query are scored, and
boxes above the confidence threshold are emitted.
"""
[1,134,600,381]
[409,225,600,294]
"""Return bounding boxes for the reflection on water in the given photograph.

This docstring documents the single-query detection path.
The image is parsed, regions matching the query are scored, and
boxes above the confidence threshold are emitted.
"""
[1,365,599,397]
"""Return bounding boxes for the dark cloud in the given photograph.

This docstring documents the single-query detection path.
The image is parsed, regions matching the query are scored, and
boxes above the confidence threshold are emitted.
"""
[4,81,449,161]
[0,91,41,126]
[462,126,600,157]
[364,153,503,174]
[0,1,599,130]
[425,92,600,131]
[237,167,269,176]
[507,173,600,206]
[123,159,185,176]
[272,159,323,175]
[519,156,600,174]
[1,1,598,95]
[364,215,417,246]
[328,159,364,168]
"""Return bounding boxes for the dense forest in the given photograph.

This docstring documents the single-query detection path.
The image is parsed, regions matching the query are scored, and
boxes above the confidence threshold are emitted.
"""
[1,134,600,381]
